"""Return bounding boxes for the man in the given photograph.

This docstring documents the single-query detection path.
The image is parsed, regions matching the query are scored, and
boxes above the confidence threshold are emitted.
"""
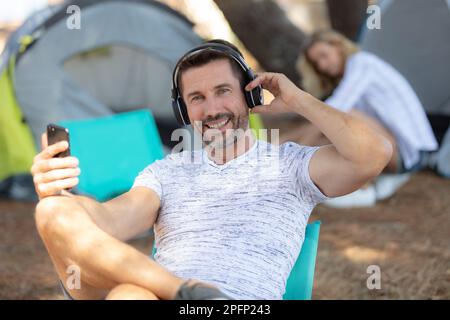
[31,40,392,299]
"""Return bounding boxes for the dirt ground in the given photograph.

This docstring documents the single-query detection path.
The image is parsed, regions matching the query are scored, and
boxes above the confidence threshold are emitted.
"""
[1,172,449,299]
[312,170,450,299]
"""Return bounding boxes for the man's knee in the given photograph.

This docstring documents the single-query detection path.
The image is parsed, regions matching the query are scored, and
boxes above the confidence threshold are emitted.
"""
[35,196,82,238]
[106,284,159,300]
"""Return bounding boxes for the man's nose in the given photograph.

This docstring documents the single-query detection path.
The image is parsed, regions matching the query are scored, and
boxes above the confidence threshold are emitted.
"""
[204,96,223,118]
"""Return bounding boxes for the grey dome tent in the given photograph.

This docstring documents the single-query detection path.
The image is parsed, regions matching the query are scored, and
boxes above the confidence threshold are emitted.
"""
[359,0,450,143]
[0,0,202,200]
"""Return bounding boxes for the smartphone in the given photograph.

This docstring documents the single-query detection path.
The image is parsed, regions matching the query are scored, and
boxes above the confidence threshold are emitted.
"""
[47,123,70,158]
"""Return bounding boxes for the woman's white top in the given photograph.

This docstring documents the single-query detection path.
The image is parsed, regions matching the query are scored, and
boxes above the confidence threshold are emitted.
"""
[326,51,438,169]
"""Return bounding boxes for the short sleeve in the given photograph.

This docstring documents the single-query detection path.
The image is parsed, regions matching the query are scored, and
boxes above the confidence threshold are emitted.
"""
[132,162,163,200]
[281,142,331,206]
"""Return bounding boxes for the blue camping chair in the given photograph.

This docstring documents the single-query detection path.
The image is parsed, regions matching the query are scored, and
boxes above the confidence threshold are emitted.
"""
[60,110,321,300]
[283,220,321,300]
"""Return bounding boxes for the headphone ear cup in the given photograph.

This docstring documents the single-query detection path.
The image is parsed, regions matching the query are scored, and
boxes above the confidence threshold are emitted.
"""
[244,90,254,108]
[172,97,190,125]
[245,84,264,108]
[252,85,264,106]
[244,69,264,108]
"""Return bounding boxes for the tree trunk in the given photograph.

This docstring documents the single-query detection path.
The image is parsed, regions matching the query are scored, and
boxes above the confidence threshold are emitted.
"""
[213,0,308,85]
[326,0,368,41]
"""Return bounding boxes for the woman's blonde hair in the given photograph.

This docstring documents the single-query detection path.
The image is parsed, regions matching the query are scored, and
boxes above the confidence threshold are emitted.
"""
[297,30,360,99]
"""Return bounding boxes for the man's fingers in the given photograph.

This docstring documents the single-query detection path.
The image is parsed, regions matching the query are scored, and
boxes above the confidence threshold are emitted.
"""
[246,73,278,91]
[250,105,275,114]
[33,132,77,198]
[41,132,48,150]
[246,75,265,91]
[36,141,69,160]
[31,156,79,175]
[33,167,81,184]
[37,178,79,197]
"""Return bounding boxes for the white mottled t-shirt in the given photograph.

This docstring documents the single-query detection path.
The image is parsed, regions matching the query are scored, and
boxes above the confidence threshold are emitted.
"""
[132,140,329,299]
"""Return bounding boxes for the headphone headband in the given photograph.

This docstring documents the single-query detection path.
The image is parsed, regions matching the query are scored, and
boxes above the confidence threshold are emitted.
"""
[172,43,251,93]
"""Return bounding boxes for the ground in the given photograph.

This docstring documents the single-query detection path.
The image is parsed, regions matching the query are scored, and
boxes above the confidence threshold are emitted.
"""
[312,170,450,299]
[0,169,449,300]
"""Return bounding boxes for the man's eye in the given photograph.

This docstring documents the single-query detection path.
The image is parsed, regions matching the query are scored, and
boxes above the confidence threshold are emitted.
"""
[218,88,230,94]
[191,96,203,102]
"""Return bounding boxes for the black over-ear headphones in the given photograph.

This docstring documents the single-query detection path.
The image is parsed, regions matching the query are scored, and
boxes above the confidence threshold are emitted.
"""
[171,42,264,126]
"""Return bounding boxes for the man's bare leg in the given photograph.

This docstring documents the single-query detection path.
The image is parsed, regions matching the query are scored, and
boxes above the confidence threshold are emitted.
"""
[35,195,185,300]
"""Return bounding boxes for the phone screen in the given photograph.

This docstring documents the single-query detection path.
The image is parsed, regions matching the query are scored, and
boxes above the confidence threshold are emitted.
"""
[47,124,71,158]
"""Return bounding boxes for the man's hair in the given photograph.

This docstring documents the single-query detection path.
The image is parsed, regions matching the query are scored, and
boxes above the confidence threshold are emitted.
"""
[176,39,247,95]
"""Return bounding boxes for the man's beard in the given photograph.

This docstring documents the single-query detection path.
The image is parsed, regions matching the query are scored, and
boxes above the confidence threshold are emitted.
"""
[200,112,249,149]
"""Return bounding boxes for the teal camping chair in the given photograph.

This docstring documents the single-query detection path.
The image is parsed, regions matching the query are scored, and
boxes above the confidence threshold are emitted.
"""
[283,220,321,300]
[59,109,164,201]
[152,220,321,300]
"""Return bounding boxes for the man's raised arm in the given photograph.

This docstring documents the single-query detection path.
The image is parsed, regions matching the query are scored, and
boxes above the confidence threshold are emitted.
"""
[246,72,393,198]
[31,133,160,241]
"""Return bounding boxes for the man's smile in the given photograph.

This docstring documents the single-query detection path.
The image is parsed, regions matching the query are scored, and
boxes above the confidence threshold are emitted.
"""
[204,115,232,131]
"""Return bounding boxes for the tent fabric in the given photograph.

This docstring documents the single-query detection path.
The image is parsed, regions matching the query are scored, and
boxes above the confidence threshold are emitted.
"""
[0,5,59,73]
[360,0,450,116]
[0,60,37,182]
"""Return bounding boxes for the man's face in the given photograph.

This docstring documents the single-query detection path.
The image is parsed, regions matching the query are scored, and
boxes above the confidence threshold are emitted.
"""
[180,59,249,148]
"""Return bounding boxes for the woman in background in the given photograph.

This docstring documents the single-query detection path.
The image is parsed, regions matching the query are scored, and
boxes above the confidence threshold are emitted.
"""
[295,30,438,208]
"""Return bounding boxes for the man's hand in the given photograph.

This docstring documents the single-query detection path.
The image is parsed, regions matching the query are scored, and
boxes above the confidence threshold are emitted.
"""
[245,72,307,114]
[31,133,81,199]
